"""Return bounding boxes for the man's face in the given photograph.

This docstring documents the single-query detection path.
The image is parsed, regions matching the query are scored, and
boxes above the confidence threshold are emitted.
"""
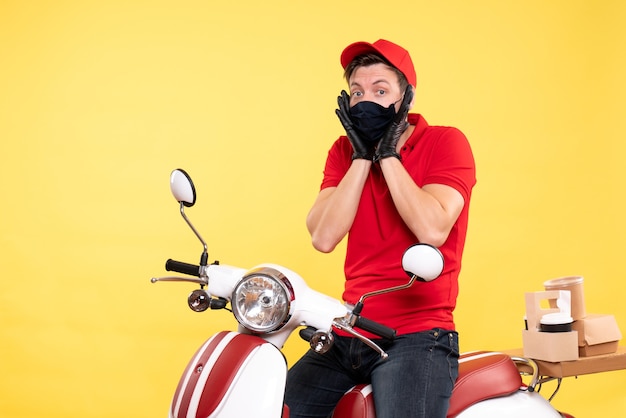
[348,63,403,110]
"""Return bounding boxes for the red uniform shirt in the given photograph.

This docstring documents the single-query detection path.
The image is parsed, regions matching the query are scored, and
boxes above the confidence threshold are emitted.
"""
[320,114,476,335]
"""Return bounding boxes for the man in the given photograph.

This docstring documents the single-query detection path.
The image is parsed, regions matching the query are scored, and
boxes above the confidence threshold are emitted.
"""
[285,39,476,418]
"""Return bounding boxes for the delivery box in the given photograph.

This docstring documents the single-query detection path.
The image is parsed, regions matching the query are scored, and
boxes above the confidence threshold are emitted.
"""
[573,314,622,357]
[522,290,579,362]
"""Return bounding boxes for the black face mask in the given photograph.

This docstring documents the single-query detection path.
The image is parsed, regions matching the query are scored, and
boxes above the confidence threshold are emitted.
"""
[349,101,397,144]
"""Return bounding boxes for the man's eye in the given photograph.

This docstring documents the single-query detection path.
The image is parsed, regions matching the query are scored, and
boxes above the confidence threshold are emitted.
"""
[377,90,386,95]
[352,91,363,97]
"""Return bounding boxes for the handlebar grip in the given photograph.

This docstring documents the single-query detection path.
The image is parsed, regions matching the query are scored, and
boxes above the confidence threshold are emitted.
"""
[165,259,201,277]
[298,326,317,342]
[354,316,397,340]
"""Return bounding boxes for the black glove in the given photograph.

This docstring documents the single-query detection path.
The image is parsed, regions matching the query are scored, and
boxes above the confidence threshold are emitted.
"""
[335,90,376,160]
[374,85,414,162]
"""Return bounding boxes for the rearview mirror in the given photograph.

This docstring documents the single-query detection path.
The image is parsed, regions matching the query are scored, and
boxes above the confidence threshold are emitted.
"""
[170,169,196,207]
[401,244,444,282]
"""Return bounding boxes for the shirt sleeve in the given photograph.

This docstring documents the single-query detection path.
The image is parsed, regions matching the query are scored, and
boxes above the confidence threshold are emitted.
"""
[421,127,476,202]
[320,136,353,190]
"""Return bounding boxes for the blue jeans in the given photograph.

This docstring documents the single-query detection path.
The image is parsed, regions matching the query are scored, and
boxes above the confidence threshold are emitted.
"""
[285,329,459,418]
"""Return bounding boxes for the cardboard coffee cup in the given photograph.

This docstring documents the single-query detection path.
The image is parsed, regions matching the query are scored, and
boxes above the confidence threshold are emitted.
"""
[543,276,586,320]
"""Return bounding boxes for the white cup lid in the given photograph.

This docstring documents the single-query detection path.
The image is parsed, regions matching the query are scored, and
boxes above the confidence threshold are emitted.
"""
[540,312,573,325]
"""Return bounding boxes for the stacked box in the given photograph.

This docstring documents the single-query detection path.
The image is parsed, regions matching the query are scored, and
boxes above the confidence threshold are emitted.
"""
[573,314,622,357]
[523,276,622,362]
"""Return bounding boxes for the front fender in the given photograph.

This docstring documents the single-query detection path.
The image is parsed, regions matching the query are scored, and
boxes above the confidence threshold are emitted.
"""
[170,331,287,418]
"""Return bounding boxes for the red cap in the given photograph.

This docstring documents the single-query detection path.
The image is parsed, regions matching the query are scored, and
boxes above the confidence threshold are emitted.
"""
[340,39,417,87]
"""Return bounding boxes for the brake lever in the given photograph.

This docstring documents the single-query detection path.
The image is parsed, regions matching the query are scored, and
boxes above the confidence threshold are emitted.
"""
[333,318,389,359]
[150,276,208,286]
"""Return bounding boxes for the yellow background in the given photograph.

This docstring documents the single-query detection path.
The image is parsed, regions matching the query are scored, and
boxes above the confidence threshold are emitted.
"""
[1,1,625,416]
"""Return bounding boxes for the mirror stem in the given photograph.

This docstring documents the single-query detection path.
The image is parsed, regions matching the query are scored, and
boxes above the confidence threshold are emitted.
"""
[357,275,418,306]
[179,202,209,264]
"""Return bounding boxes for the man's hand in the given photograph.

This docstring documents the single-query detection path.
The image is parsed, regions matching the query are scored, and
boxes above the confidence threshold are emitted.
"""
[335,90,376,160]
[374,85,414,162]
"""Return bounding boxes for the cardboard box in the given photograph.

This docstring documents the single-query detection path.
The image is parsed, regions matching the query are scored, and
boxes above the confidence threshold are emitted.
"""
[522,329,579,362]
[572,314,622,357]
[522,291,579,362]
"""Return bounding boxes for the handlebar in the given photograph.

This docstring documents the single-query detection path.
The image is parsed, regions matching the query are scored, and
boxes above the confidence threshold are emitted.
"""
[165,259,201,277]
[354,316,397,340]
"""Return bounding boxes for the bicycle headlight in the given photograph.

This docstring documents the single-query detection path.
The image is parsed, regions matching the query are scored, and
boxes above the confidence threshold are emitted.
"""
[232,267,294,333]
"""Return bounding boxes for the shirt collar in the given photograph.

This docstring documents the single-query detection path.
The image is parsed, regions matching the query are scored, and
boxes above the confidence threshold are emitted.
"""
[403,113,429,151]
